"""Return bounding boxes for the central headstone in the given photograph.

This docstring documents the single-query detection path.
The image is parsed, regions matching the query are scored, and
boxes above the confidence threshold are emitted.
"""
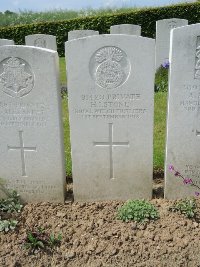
[156,18,188,69]
[110,24,141,35]
[0,46,66,203]
[66,35,155,201]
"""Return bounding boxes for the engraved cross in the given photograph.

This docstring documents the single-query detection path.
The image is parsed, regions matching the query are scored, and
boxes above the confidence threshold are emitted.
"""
[93,123,129,179]
[8,131,37,177]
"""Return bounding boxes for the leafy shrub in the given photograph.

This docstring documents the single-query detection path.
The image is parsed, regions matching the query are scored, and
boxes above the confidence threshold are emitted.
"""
[169,198,197,219]
[0,219,18,232]
[117,199,159,223]
[0,190,23,232]
[0,2,199,56]
[0,190,23,213]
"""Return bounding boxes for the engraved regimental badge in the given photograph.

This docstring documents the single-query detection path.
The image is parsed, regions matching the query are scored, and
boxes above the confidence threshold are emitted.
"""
[90,46,131,89]
[0,57,34,98]
[168,21,177,30]
[34,37,46,48]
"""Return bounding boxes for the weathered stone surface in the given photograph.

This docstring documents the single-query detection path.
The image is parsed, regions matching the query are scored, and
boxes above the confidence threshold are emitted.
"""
[66,34,155,201]
[110,24,141,35]
[68,30,99,40]
[0,46,66,202]
[0,39,14,45]
[156,18,188,69]
[165,23,200,199]
[25,34,57,51]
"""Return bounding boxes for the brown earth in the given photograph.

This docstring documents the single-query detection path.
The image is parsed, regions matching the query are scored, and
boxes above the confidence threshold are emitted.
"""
[1,176,200,267]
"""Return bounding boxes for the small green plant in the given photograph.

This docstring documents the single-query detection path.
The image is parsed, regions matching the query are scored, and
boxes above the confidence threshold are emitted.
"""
[0,190,23,213]
[49,233,62,247]
[169,198,197,219]
[0,190,23,233]
[23,227,62,252]
[24,231,46,250]
[0,218,18,232]
[117,199,159,223]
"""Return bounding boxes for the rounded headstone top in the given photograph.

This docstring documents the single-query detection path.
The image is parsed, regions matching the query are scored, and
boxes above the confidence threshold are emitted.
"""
[0,39,15,46]
[156,18,188,28]
[68,30,99,40]
[25,34,57,51]
[156,18,188,23]
[110,24,141,36]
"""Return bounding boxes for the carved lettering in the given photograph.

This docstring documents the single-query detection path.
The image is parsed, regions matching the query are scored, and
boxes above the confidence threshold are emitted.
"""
[74,93,146,119]
[184,165,200,185]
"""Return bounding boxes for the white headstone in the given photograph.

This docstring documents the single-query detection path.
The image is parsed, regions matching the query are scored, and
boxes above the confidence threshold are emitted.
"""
[25,34,57,51]
[68,30,99,40]
[0,39,14,45]
[165,23,200,199]
[66,35,155,202]
[156,18,188,69]
[0,46,66,203]
[110,24,141,35]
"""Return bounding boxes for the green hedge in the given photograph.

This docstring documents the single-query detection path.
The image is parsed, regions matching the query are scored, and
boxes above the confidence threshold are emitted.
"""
[0,2,200,56]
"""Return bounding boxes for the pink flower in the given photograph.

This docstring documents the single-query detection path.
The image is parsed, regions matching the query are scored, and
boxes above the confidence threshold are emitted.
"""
[168,165,174,172]
[183,178,193,185]
[195,192,200,197]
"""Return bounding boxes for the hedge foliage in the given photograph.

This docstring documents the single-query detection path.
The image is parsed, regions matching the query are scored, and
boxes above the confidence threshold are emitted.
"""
[0,2,200,56]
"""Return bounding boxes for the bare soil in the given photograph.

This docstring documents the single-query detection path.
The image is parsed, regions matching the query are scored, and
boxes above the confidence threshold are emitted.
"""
[1,175,200,267]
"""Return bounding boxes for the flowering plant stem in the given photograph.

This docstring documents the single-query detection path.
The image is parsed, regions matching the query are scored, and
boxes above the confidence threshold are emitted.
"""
[169,165,200,195]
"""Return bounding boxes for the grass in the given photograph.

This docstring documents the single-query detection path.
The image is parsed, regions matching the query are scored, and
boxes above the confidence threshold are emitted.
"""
[154,92,167,170]
[62,96,71,178]
[59,58,168,177]
[59,57,67,85]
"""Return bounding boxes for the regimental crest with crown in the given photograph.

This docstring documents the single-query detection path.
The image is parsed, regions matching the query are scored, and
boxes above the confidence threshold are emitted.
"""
[90,46,131,90]
[0,57,34,98]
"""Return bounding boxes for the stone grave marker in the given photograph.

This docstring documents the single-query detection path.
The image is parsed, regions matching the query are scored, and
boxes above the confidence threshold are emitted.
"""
[66,34,155,201]
[0,39,14,45]
[156,18,188,69]
[165,23,200,199]
[68,30,99,40]
[25,34,57,51]
[0,46,66,202]
[110,24,141,35]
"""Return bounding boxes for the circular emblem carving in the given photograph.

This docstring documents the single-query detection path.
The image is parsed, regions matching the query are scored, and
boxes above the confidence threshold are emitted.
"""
[0,57,34,98]
[90,46,131,89]
[34,37,46,48]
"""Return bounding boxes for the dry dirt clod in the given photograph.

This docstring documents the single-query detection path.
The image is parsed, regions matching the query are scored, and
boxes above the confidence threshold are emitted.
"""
[109,248,119,256]
[131,222,137,230]
[65,251,76,259]
[56,212,66,218]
